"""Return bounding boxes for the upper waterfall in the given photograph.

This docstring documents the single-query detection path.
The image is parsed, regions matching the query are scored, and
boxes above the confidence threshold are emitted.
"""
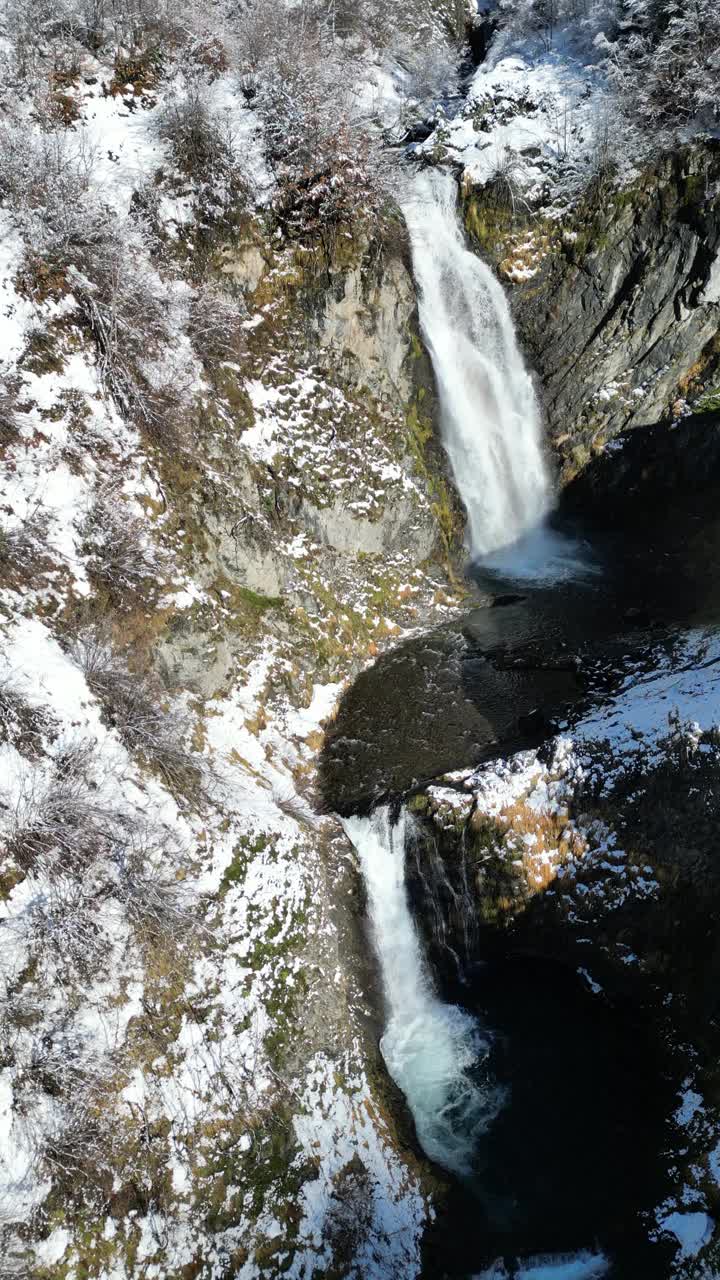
[401,168,551,559]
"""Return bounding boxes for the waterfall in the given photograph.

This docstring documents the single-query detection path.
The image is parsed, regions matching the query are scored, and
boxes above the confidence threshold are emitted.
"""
[343,806,505,1177]
[401,168,551,559]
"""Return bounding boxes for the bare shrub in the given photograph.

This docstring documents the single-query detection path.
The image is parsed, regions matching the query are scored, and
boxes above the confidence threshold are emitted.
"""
[4,0,188,78]
[0,677,57,756]
[389,31,461,137]
[22,875,114,990]
[186,281,247,366]
[5,739,120,874]
[0,507,51,592]
[178,30,230,82]
[237,1,387,245]
[65,225,192,441]
[3,0,82,80]
[38,1075,176,1219]
[0,121,201,442]
[107,0,188,60]
[0,126,190,440]
[0,125,98,251]
[160,89,231,179]
[273,123,386,245]
[272,782,322,831]
[78,483,164,597]
[112,821,196,939]
[0,366,23,448]
[582,101,622,199]
[41,1082,112,1191]
[71,627,209,800]
[484,145,531,216]
[323,1156,374,1268]
[28,1028,98,1099]
[607,0,720,138]
[5,735,198,976]
[158,88,249,226]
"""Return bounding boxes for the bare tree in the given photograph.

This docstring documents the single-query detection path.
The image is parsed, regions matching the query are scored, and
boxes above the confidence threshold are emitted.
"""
[609,0,720,135]
[0,126,98,252]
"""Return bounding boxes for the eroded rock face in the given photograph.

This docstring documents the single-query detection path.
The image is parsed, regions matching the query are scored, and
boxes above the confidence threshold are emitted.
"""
[300,491,437,558]
[466,143,720,478]
[318,255,418,402]
[529,147,720,464]
[216,222,462,594]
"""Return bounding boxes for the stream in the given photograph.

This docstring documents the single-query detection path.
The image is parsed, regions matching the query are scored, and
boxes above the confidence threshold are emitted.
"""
[333,168,720,1275]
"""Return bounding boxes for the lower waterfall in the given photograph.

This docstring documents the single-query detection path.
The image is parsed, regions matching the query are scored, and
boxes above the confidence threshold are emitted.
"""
[343,806,504,1177]
[401,168,551,560]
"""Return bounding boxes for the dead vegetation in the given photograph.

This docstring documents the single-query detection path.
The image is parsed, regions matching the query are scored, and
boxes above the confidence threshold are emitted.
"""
[71,625,210,802]
[78,483,166,598]
[0,679,58,758]
[0,366,23,449]
[0,508,52,594]
[5,738,122,876]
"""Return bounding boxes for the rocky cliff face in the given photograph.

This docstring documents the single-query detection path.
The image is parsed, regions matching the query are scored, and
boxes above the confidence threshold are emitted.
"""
[464,142,720,481]
[160,226,461,705]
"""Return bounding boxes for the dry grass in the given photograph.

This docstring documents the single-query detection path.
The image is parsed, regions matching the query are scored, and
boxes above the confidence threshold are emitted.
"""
[499,231,552,283]
[473,795,587,903]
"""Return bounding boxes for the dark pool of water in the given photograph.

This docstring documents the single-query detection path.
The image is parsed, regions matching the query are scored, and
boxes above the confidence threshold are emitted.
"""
[421,957,679,1278]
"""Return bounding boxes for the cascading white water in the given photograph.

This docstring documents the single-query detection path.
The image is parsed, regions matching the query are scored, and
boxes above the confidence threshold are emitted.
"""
[401,168,551,559]
[343,806,505,1177]
[475,1250,610,1279]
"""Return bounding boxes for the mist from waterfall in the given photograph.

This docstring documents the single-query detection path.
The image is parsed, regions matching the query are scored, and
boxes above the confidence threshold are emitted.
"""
[401,168,551,560]
[343,806,505,1177]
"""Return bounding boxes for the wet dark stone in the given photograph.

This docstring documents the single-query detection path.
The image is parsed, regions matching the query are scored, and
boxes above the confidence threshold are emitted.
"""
[421,954,679,1279]
[561,411,720,526]
[318,619,586,817]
